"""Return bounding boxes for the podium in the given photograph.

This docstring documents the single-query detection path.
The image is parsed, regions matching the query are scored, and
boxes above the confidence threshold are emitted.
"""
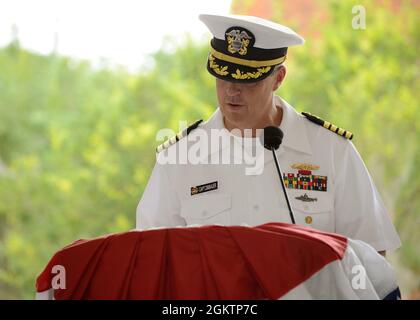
[36,223,399,300]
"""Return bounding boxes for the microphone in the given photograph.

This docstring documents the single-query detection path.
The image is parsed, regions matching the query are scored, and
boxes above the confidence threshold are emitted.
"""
[261,126,296,224]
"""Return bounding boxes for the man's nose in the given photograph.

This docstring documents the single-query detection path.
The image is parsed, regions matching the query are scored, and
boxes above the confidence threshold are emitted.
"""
[226,83,241,96]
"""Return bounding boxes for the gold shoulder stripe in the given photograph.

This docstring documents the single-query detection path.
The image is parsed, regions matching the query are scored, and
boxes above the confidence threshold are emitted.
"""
[156,119,203,153]
[302,112,353,140]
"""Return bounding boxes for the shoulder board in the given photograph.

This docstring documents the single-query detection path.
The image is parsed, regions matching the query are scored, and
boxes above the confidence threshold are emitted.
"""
[302,112,353,140]
[156,119,203,153]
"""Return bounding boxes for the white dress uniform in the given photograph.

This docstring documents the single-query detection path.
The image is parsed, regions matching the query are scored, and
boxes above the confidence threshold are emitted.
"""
[136,14,401,252]
[136,96,401,252]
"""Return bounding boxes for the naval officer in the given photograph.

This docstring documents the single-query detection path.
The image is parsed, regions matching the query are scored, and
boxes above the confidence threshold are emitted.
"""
[136,14,401,256]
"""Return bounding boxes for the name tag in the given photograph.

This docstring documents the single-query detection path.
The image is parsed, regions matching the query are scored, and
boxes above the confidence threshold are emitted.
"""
[191,181,218,196]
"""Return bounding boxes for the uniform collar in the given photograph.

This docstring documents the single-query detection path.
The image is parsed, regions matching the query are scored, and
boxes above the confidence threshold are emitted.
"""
[276,96,312,156]
[199,96,312,163]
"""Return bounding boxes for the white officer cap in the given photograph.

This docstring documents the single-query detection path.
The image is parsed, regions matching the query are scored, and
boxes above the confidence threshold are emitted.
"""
[199,13,304,83]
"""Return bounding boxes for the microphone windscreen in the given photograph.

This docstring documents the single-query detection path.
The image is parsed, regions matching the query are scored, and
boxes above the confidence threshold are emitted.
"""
[261,126,284,150]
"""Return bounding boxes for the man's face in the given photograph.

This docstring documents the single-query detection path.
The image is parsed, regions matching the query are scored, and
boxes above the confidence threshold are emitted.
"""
[216,67,284,130]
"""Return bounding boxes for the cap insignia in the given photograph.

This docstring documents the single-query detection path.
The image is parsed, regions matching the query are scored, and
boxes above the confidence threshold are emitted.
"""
[225,27,254,56]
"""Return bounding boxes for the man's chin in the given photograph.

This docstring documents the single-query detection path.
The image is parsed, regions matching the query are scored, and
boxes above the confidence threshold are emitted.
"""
[223,116,250,132]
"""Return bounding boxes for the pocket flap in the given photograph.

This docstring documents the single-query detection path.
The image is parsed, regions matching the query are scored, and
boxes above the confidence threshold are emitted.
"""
[181,193,232,219]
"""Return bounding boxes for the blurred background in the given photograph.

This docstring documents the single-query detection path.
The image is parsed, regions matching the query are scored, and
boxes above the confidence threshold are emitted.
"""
[0,0,418,299]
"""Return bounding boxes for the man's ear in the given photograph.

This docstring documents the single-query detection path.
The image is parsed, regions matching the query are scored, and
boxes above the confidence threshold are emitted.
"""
[273,65,286,91]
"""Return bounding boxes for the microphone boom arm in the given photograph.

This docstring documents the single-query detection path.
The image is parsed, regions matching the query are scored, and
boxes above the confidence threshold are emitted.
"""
[271,148,296,224]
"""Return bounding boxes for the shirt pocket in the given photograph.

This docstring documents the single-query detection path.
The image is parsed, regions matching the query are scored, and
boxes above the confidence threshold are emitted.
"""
[288,190,335,232]
[180,193,232,226]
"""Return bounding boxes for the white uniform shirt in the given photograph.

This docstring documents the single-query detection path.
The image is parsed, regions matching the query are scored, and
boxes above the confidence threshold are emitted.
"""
[136,96,401,252]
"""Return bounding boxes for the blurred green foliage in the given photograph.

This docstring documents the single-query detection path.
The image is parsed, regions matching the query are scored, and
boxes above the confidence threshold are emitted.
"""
[0,0,418,298]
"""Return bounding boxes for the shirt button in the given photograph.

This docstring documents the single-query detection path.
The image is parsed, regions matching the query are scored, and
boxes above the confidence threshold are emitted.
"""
[253,204,259,211]
[202,210,208,216]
